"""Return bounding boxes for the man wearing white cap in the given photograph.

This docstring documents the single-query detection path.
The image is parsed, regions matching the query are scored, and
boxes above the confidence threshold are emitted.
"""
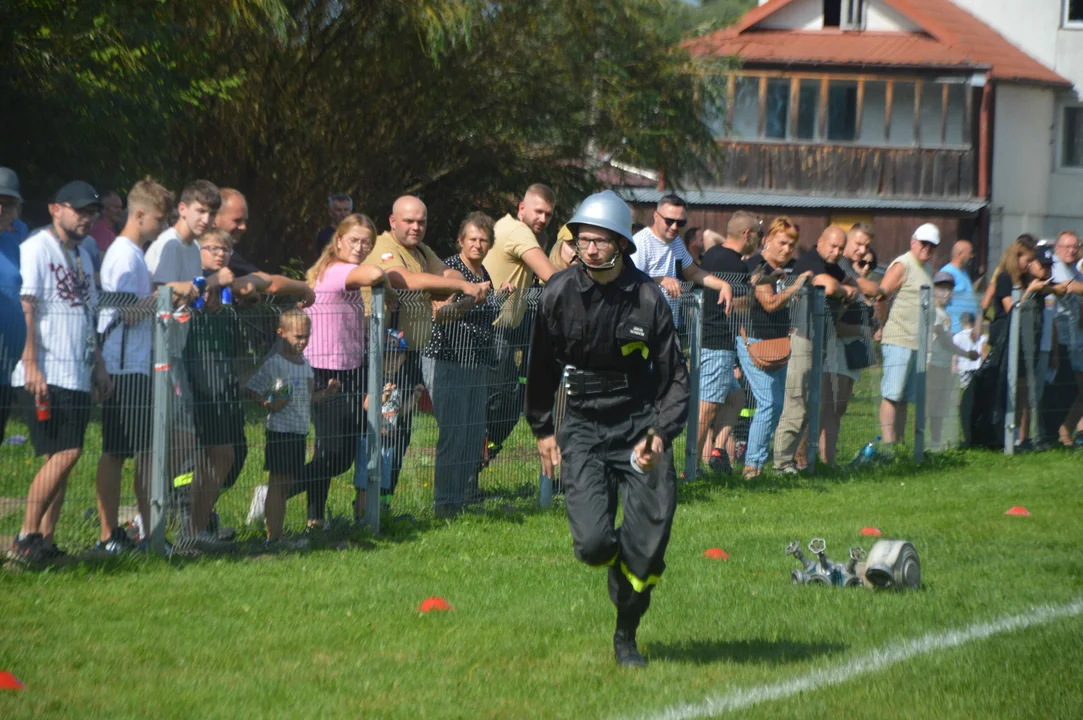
[877,223,939,444]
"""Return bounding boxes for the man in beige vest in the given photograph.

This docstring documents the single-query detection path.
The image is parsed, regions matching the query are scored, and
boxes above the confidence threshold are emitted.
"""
[363,195,491,496]
[483,184,558,462]
[878,223,938,443]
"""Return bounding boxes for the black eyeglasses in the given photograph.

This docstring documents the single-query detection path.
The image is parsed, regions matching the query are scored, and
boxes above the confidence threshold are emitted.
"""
[659,215,687,229]
[855,260,872,269]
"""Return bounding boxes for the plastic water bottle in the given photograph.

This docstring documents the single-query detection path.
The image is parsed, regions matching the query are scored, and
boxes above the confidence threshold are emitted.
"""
[853,436,881,465]
[192,276,207,309]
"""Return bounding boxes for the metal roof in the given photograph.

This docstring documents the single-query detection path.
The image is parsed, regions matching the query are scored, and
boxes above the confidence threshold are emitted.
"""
[616,188,987,214]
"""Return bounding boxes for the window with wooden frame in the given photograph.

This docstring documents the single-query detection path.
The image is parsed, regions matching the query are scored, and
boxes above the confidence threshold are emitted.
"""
[722,72,971,149]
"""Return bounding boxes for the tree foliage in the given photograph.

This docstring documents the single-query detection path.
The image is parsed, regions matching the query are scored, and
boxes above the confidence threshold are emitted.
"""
[2,0,740,265]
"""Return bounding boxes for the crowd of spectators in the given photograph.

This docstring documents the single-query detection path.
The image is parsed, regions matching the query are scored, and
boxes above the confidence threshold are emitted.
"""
[2,166,1082,561]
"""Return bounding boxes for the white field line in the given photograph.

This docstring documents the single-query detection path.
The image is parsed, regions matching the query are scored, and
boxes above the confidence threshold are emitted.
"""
[626,599,1083,720]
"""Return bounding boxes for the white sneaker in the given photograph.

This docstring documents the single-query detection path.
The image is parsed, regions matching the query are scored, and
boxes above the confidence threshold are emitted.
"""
[246,485,268,525]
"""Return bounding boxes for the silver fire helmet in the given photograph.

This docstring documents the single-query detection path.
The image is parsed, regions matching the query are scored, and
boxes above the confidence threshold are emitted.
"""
[566,190,635,246]
[567,190,635,271]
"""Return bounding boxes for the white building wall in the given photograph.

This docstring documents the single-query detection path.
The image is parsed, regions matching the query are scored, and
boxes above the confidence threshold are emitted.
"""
[864,1,920,32]
[989,84,1056,261]
[758,0,823,30]
[949,1,1083,249]
[949,0,1061,71]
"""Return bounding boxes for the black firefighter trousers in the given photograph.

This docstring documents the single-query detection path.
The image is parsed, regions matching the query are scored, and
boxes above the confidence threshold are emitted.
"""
[558,410,677,620]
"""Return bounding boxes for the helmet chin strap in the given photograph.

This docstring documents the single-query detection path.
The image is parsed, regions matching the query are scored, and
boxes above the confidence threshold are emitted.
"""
[573,244,622,271]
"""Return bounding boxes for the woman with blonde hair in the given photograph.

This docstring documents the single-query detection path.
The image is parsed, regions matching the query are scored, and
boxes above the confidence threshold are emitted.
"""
[735,216,811,477]
[249,213,393,527]
[548,224,579,272]
[966,236,1052,449]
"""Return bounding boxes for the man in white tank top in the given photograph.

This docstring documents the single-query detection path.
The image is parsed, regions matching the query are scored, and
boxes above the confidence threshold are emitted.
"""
[877,223,938,444]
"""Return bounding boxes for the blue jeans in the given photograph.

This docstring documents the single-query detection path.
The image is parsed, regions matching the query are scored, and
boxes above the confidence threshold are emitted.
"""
[736,337,788,469]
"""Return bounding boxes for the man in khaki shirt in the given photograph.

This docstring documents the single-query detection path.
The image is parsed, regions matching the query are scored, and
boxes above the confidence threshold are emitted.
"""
[363,195,490,497]
[483,184,558,463]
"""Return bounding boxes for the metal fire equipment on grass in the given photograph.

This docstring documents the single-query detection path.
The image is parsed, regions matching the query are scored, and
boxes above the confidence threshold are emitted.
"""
[786,538,920,590]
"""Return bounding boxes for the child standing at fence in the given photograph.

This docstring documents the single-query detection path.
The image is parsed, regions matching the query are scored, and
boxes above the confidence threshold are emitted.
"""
[928,273,980,449]
[354,330,424,522]
[952,312,986,388]
[246,309,339,547]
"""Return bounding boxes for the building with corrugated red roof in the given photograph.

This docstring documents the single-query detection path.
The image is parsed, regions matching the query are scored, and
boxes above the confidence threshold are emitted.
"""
[621,0,1080,271]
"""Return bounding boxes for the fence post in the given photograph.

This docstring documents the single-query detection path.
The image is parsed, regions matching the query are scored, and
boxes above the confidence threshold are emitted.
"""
[913,285,931,464]
[149,288,173,555]
[806,286,825,473]
[1005,286,1023,456]
[683,289,704,482]
[365,286,386,534]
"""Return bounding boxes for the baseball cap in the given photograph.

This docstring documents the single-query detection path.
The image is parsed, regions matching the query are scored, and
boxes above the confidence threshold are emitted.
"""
[0,168,22,202]
[54,181,102,210]
[913,223,940,246]
[932,271,955,285]
[1035,246,1055,266]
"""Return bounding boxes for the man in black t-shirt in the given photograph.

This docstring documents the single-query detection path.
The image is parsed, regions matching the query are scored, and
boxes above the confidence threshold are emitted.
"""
[816,222,882,465]
[697,211,759,473]
[773,226,857,472]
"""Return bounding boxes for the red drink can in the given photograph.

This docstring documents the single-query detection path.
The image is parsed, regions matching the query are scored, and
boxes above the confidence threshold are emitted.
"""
[35,397,50,422]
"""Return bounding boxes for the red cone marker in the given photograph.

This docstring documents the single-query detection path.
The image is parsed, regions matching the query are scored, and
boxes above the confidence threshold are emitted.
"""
[702,548,728,561]
[418,597,453,613]
[1004,506,1031,517]
[0,671,23,690]
[860,527,882,537]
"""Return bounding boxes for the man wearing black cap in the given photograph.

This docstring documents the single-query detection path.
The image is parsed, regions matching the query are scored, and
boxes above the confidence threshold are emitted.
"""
[9,181,112,564]
[526,190,712,669]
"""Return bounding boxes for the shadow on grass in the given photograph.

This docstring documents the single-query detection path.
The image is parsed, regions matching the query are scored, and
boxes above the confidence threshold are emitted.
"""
[649,637,847,666]
[677,448,971,505]
[2,485,565,577]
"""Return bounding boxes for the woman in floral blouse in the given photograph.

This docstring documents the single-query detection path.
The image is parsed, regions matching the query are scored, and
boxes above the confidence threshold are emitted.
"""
[422,212,511,517]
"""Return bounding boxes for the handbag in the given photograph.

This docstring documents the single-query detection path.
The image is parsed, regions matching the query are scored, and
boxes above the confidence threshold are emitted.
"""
[740,326,790,372]
[843,336,874,371]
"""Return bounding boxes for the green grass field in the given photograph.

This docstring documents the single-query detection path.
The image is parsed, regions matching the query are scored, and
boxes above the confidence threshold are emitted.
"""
[2,446,1081,718]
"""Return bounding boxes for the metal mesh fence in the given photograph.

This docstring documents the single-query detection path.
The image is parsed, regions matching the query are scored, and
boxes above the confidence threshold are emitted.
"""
[0,268,1059,557]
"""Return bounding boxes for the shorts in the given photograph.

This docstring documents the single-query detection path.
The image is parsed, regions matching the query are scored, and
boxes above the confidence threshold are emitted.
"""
[880,344,918,403]
[191,376,246,448]
[0,384,13,440]
[825,337,863,383]
[168,361,195,434]
[102,374,153,458]
[925,365,956,419]
[699,348,740,404]
[18,386,91,456]
[264,430,307,476]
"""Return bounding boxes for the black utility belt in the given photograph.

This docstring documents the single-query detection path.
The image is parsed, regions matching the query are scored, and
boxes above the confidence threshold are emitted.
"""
[564,368,629,396]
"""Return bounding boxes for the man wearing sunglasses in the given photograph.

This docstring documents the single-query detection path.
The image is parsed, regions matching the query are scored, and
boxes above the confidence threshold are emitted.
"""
[631,195,733,330]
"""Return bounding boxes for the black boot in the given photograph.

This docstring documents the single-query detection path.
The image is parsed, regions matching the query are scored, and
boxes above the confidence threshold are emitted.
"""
[613,611,648,668]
